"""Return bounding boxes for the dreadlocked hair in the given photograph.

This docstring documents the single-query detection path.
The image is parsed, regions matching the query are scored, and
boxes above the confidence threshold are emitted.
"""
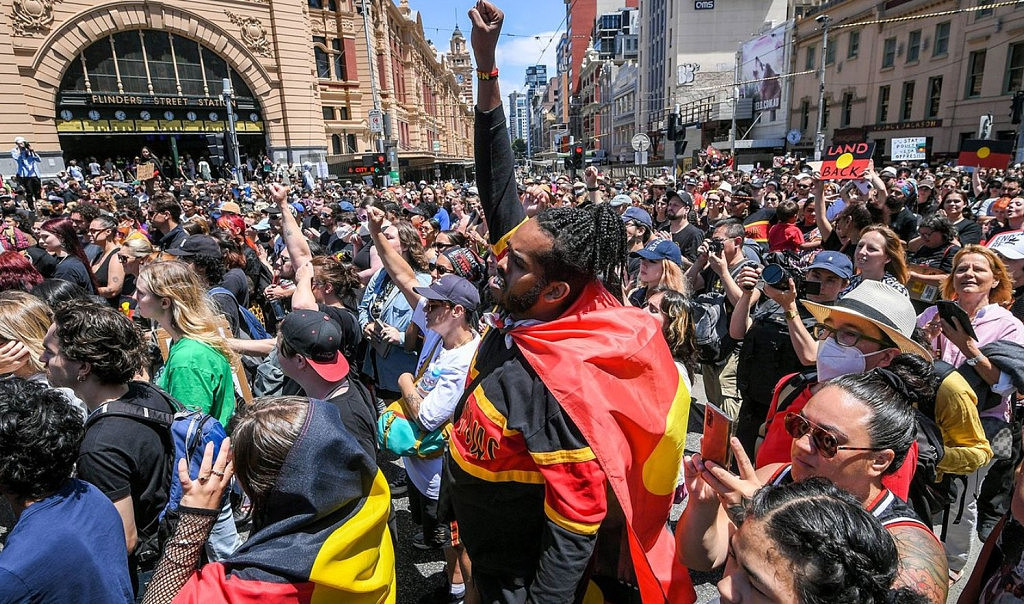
[534,203,628,299]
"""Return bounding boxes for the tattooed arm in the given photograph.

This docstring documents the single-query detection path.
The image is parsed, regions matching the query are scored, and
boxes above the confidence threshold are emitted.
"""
[888,524,949,604]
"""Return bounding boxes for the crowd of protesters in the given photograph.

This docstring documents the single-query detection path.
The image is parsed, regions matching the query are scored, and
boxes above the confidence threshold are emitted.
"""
[2,3,1024,604]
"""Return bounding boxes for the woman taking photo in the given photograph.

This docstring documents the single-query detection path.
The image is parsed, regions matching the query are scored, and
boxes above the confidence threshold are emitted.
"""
[37,217,98,294]
[941,190,982,245]
[141,397,395,604]
[813,180,873,261]
[678,367,949,603]
[136,261,237,427]
[90,214,125,306]
[918,245,1024,580]
[843,224,909,297]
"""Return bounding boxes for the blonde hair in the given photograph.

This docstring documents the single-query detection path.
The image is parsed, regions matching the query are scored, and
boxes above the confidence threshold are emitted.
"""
[658,259,688,295]
[138,261,237,364]
[121,237,154,258]
[859,225,909,285]
[941,245,1015,308]
[0,291,53,376]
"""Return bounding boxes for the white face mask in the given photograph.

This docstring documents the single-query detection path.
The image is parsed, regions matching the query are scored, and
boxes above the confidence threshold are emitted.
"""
[816,337,888,382]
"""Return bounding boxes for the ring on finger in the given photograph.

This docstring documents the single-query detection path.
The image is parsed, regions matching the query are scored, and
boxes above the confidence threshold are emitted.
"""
[211,470,225,477]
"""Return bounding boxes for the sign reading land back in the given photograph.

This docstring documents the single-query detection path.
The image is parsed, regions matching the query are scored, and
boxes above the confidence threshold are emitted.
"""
[820,142,875,180]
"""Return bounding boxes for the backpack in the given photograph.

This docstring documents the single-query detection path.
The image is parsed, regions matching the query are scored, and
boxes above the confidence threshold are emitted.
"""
[907,361,956,525]
[85,384,227,564]
[210,286,270,340]
[693,261,753,366]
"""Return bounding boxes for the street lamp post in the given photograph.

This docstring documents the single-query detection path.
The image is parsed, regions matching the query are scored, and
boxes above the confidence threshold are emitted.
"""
[222,78,243,186]
[813,14,831,161]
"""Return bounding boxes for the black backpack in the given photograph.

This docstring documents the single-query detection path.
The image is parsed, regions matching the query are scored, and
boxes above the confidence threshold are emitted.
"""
[693,261,753,366]
[907,361,962,527]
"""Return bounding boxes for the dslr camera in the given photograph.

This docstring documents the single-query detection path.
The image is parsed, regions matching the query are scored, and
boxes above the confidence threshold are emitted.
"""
[706,238,724,255]
[760,251,820,296]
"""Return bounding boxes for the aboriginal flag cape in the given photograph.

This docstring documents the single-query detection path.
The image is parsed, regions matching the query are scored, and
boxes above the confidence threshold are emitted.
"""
[172,400,396,603]
[509,280,695,603]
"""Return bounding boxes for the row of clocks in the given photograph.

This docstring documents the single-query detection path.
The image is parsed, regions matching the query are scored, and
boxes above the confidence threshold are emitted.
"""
[60,109,261,122]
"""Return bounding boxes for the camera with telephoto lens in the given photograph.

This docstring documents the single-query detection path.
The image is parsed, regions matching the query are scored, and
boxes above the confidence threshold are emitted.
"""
[760,251,818,295]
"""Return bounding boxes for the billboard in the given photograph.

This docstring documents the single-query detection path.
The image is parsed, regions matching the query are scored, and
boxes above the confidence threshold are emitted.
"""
[738,22,791,130]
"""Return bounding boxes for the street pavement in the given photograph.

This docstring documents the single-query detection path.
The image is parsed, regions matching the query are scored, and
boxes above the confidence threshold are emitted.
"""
[383,375,980,604]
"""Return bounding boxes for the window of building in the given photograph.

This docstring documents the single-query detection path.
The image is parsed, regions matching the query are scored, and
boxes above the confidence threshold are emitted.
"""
[976,0,994,19]
[966,50,986,98]
[841,92,853,127]
[322,106,334,121]
[313,36,330,79]
[907,30,921,63]
[877,85,891,123]
[800,99,810,131]
[805,46,815,71]
[901,81,915,120]
[331,134,342,154]
[339,105,350,120]
[934,22,950,56]
[882,38,896,68]
[825,42,836,66]
[332,39,347,81]
[346,134,357,154]
[926,76,943,118]
[848,31,860,59]
[1005,42,1024,93]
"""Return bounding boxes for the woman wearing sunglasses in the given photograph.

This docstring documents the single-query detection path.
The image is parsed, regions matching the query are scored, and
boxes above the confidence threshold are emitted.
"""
[677,366,949,604]
[90,214,125,306]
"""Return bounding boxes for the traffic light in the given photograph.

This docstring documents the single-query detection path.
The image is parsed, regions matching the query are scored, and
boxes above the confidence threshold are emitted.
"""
[1011,91,1024,125]
[373,153,387,175]
[667,113,679,141]
[570,145,585,169]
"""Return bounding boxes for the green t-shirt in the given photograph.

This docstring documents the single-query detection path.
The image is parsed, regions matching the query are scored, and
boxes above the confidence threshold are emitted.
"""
[156,338,235,427]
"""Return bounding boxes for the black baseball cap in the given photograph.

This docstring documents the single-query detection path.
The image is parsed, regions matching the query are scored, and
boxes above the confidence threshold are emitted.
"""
[280,310,350,382]
[165,234,221,258]
[413,274,480,311]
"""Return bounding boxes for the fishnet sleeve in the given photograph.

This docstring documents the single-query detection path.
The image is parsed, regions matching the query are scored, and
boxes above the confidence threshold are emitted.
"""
[142,507,218,604]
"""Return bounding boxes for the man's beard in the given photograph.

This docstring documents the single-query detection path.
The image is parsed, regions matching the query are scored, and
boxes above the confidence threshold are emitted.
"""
[495,270,546,316]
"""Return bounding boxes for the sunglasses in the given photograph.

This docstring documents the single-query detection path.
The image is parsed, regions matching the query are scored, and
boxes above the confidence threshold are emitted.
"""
[117,254,131,263]
[784,412,885,459]
[429,263,451,275]
[425,300,451,313]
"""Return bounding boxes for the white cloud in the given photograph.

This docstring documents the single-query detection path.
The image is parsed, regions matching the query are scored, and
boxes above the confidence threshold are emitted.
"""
[495,30,560,93]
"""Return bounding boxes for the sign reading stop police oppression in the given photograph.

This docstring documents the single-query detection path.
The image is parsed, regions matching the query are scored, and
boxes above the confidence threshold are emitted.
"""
[820,142,875,180]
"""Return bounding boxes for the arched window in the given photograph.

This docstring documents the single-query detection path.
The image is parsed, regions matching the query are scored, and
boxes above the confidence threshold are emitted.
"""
[60,31,254,98]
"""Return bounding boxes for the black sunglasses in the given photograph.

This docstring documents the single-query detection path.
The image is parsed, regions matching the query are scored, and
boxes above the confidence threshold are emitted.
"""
[784,413,885,459]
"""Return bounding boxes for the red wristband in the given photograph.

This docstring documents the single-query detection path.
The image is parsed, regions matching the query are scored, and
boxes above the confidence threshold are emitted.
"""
[476,67,499,80]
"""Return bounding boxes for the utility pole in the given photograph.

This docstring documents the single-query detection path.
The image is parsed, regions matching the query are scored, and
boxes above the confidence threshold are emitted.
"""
[814,14,831,161]
[222,78,243,186]
[730,51,739,159]
[361,0,384,155]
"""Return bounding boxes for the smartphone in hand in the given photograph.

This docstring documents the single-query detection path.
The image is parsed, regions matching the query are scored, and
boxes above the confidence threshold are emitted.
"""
[936,300,978,341]
[702,402,736,468]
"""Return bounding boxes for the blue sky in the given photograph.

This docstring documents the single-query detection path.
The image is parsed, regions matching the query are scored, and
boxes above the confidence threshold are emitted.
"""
[411,0,565,95]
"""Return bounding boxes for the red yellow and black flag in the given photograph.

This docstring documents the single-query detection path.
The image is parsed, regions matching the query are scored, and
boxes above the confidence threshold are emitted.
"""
[958,139,1013,170]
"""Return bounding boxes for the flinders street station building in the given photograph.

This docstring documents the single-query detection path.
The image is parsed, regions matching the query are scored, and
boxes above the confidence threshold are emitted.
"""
[0,0,475,178]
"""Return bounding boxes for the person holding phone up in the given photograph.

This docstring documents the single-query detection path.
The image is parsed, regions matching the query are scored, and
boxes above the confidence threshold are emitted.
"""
[917,244,1024,581]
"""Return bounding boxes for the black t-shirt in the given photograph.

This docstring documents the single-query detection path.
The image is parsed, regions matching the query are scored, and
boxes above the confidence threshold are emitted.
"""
[953,218,983,245]
[26,245,56,278]
[890,207,918,242]
[325,379,378,460]
[220,268,250,307]
[671,223,705,263]
[318,303,363,363]
[908,243,959,273]
[1011,286,1024,323]
[821,230,855,261]
[54,254,95,294]
[78,382,174,540]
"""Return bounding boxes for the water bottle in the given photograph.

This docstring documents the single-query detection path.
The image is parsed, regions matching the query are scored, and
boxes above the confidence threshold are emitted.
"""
[417,367,443,398]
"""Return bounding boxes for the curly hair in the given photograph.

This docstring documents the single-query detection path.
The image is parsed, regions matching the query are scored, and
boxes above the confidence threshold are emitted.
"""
[229,395,309,528]
[0,251,43,292]
[941,244,1015,307]
[745,478,927,604]
[0,291,53,375]
[53,299,146,385]
[917,214,957,244]
[534,203,628,299]
[138,261,237,364]
[311,255,361,306]
[0,378,84,501]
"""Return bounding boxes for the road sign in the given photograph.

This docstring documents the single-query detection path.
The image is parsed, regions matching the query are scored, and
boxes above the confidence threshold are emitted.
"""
[631,133,651,152]
[368,109,384,133]
[635,151,648,165]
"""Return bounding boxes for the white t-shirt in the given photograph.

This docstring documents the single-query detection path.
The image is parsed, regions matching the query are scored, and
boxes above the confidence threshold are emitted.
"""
[403,298,480,499]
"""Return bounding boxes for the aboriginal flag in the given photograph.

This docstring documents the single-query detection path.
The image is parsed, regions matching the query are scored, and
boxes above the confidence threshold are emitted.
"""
[171,400,396,603]
[511,281,696,604]
[958,139,1013,170]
